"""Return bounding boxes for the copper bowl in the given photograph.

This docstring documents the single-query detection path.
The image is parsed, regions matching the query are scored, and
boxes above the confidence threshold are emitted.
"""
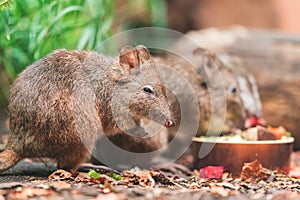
[192,137,294,177]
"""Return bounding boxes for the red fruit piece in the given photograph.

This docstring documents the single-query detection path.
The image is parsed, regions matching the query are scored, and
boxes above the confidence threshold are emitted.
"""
[199,166,224,179]
[244,117,266,129]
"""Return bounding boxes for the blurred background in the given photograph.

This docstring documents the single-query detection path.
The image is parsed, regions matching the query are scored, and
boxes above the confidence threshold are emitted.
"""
[167,0,300,33]
[1,0,300,148]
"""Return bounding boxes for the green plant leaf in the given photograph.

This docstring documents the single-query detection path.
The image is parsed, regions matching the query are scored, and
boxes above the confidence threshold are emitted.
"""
[88,169,101,179]
[78,26,93,50]
[0,0,13,11]
[110,173,122,181]
[52,5,82,24]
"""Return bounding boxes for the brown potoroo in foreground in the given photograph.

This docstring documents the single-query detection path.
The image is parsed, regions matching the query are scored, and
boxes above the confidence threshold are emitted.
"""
[0,45,174,173]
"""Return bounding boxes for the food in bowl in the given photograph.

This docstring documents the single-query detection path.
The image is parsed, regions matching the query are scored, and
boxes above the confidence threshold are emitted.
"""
[192,126,294,177]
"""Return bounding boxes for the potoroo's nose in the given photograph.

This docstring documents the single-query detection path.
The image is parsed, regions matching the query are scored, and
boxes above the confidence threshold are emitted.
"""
[165,118,175,128]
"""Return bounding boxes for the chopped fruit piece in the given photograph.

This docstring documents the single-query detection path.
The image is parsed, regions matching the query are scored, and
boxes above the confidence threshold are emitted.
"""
[267,126,288,139]
[199,166,224,179]
[244,117,266,129]
[243,125,276,141]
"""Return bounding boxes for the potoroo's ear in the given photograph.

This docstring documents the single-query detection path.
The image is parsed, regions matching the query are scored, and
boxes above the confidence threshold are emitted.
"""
[119,46,139,72]
[135,45,151,64]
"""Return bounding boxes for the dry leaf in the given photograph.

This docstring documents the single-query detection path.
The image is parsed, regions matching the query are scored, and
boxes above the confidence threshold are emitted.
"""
[0,182,23,189]
[50,181,72,190]
[122,170,155,187]
[150,170,173,185]
[6,187,54,199]
[96,193,127,200]
[48,169,73,180]
[210,185,229,197]
[240,160,271,182]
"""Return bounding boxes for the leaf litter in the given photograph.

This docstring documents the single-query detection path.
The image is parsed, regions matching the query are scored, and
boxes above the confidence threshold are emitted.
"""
[1,160,300,199]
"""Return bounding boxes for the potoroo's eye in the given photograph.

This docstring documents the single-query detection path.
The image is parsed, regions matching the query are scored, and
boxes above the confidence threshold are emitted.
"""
[229,87,237,93]
[143,86,153,94]
[200,81,208,89]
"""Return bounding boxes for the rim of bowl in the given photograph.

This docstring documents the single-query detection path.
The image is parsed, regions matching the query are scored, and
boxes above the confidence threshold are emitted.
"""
[192,136,294,144]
